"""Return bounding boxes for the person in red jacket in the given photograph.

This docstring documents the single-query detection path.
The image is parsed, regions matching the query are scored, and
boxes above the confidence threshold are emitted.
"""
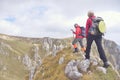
[85,11,109,68]
[71,23,86,53]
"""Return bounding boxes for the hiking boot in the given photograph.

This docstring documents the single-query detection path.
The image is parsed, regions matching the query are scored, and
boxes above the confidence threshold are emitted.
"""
[73,48,78,53]
[103,62,110,68]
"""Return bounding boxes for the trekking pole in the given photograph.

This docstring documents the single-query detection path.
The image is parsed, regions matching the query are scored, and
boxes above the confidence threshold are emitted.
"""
[73,33,74,39]
[71,29,74,39]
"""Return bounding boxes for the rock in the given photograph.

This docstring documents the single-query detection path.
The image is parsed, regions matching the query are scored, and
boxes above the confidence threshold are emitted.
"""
[77,59,90,72]
[90,58,98,66]
[96,66,107,74]
[59,56,64,64]
[65,60,83,80]
[29,66,36,80]
[87,71,92,75]
[68,71,83,80]
[22,54,32,69]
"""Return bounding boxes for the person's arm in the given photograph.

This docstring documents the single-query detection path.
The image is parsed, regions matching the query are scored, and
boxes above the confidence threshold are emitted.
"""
[71,29,76,34]
[86,18,92,37]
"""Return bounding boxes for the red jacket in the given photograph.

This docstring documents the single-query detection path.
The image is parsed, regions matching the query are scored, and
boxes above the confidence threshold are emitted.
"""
[73,26,83,39]
[85,16,95,37]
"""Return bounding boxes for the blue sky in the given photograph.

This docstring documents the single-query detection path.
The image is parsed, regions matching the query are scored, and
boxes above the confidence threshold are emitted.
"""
[0,0,120,45]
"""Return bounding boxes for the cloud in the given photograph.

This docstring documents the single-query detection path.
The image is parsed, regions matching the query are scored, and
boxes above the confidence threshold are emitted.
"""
[0,0,120,44]
[4,16,16,22]
[96,11,120,28]
[0,20,21,35]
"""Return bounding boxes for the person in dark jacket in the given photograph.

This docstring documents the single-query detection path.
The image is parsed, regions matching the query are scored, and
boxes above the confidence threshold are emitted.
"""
[71,24,86,53]
[85,11,109,68]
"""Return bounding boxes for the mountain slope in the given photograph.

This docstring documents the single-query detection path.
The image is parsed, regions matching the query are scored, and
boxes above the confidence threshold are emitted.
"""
[0,34,120,80]
[0,34,70,80]
[32,47,119,80]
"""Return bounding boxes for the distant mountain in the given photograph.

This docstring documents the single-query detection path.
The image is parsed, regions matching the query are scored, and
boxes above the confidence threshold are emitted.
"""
[103,39,120,74]
[118,45,120,50]
[0,34,120,80]
[0,34,70,80]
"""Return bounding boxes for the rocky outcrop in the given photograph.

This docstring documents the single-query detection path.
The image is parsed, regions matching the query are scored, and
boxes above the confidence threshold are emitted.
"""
[42,37,68,56]
[65,59,108,80]
[59,56,65,65]
[77,59,90,72]
[65,60,83,80]
[22,44,42,80]
[96,67,107,74]
[103,39,120,73]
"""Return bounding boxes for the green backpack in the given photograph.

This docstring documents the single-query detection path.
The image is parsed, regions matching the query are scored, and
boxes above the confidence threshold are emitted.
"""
[89,17,106,35]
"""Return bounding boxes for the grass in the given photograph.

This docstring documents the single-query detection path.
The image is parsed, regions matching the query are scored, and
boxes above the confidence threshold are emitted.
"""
[5,40,33,55]
[33,47,73,80]
[0,38,31,80]
[0,53,28,80]
[82,66,118,80]
[33,47,119,80]
[0,35,119,80]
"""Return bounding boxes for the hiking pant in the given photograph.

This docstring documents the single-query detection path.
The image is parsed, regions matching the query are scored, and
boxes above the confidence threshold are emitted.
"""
[85,34,107,63]
[72,38,84,48]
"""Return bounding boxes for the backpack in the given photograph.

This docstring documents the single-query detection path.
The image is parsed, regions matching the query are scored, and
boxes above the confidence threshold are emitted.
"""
[89,17,106,35]
[79,26,86,37]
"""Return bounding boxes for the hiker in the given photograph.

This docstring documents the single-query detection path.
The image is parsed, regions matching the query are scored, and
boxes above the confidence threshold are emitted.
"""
[71,23,86,53]
[85,11,109,68]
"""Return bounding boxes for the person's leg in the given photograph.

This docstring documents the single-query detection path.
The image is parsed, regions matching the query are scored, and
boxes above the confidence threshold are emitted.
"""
[94,36,107,62]
[95,36,109,68]
[78,38,84,47]
[72,39,78,53]
[85,35,94,59]
[78,39,86,52]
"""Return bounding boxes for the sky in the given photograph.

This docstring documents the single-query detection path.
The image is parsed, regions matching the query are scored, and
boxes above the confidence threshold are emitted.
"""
[0,0,120,45]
